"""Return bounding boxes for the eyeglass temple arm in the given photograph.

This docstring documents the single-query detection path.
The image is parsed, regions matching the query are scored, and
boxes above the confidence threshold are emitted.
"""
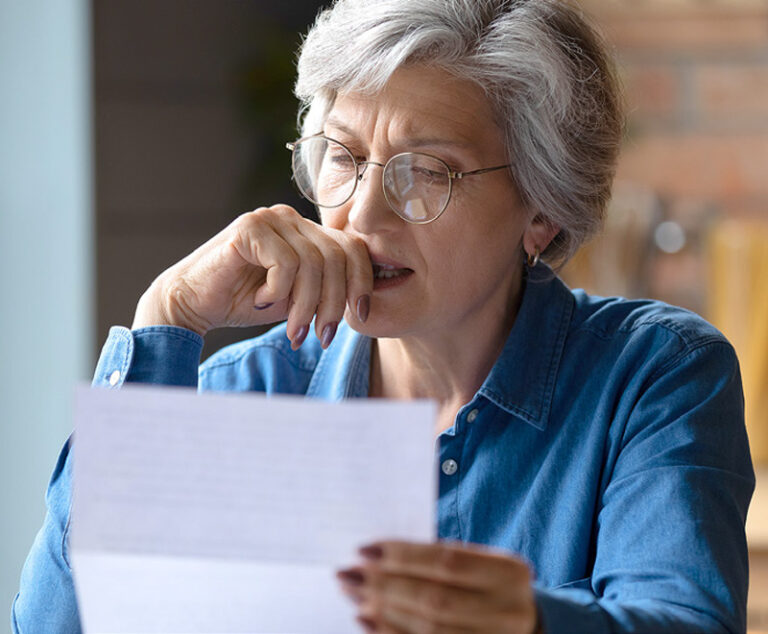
[451,164,511,179]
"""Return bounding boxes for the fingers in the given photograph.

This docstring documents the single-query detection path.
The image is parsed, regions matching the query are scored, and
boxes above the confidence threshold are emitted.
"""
[294,225,348,347]
[234,223,298,305]
[235,206,372,349]
[356,615,406,634]
[340,563,535,634]
[358,540,531,593]
[347,568,505,627]
[298,223,374,336]
[338,541,537,634]
[272,230,324,348]
[366,602,536,634]
[336,232,374,325]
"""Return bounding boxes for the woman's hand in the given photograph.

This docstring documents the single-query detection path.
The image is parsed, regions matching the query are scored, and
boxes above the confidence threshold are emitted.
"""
[337,540,540,634]
[132,205,373,348]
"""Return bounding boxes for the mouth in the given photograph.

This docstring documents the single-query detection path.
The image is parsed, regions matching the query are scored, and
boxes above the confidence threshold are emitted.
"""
[372,263,413,279]
[371,257,414,292]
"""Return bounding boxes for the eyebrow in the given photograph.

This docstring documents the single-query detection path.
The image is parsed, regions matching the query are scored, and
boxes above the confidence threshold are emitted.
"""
[324,117,474,151]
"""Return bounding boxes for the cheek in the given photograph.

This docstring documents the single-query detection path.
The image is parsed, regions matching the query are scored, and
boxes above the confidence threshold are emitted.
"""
[425,207,525,276]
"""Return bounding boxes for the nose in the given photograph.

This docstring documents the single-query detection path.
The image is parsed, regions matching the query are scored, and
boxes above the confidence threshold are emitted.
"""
[346,161,400,235]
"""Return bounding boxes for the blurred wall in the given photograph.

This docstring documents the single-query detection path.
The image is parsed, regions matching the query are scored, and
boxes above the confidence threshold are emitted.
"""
[93,0,322,360]
[0,0,93,626]
[575,0,768,306]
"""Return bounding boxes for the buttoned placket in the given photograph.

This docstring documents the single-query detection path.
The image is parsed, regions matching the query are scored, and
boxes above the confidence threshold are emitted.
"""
[436,400,484,541]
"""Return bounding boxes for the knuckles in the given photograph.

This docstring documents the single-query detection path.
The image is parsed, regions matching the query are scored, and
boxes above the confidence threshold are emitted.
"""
[422,585,451,613]
[324,242,346,264]
[280,249,301,272]
[436,548,464,576]
[236,205,299,230]
[301,243,325,272]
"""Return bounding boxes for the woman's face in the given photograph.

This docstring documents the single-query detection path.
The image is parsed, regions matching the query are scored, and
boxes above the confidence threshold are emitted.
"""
[319,65,541,341]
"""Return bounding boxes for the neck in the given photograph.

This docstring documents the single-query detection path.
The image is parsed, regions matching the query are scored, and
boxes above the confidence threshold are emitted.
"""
[369,272,524,413]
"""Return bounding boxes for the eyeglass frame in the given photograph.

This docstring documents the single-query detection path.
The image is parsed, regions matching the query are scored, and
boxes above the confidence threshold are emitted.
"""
[285,134,511,224]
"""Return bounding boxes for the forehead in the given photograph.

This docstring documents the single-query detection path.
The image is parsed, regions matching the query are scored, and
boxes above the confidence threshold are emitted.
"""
[326,65,502,149]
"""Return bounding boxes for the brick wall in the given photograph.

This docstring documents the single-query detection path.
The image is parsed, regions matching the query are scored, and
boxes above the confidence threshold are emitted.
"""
[590,1,768,217]
[573,0,768,297]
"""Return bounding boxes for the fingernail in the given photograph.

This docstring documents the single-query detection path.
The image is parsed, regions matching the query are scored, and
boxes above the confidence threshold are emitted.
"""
[293,324,309,348]
[359,544,383,560]
[254,302,274,310]
[356,295,370,323]
[345,590,363,604]
[356,615,377,632]
[336,568,365,586]
[321,322,338,348]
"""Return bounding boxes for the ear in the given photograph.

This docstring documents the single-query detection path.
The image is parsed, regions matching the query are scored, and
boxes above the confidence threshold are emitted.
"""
[522,214,560,258]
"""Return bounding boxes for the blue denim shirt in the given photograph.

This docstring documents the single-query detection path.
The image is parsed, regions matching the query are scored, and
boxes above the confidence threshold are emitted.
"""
[12,269,754,633]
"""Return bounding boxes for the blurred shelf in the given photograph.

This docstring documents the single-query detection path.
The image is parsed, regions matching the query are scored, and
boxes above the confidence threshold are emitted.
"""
[748,466,768,549]
[749,467,768,632]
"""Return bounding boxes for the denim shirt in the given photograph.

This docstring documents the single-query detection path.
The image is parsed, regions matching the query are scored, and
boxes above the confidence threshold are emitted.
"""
[12,269,754,634]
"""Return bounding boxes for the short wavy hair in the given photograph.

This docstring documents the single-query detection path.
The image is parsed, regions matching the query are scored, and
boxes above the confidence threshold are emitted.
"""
[294,0,625,265]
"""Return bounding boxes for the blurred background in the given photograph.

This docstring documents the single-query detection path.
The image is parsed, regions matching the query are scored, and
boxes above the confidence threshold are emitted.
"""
[1,0,766,631]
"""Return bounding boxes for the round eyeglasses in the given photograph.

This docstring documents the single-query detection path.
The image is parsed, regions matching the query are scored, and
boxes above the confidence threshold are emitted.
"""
[286,135,511,224]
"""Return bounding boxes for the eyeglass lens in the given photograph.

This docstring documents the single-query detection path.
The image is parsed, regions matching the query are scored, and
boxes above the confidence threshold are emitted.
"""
[291,137,451,223]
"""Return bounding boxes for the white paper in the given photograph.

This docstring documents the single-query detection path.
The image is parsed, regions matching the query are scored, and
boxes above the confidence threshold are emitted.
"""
[71,383,436,633]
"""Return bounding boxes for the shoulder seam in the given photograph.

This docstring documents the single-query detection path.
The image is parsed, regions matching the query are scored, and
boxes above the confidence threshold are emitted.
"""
[574,315,725,348]
[645,337,734,386]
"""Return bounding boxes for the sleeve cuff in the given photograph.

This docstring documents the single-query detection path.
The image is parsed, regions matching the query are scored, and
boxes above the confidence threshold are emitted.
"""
[92,325,204,388]
[534,585,609,633]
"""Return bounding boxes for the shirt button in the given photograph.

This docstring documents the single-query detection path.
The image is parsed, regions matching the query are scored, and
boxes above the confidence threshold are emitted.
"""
[466,408,479,423]
[109,370,121,386]
[441,459,458,476]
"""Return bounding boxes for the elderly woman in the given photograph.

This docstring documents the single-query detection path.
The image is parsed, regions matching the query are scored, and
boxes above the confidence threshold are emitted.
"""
[13,0,753,632]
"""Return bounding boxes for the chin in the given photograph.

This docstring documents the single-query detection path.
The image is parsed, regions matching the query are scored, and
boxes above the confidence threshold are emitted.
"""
[344,307,416,340]
[347,317,403,340]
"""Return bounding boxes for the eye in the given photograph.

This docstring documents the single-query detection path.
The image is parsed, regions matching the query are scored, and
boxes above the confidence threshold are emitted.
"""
[412,165,449,186]
[327,152,356,170]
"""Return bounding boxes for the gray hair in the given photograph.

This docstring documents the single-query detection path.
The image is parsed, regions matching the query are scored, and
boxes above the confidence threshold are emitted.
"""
[294,0,625,265]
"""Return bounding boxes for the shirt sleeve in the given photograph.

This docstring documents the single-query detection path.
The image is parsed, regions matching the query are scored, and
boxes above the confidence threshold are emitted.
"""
[534,339,754,633]
[11,438,80,634]
[93,325,204,388]
[12,325,204,633]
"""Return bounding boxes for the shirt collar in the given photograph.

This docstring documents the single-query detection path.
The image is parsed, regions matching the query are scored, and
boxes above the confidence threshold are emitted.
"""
[478,265,573,431]
[306,264,574,431]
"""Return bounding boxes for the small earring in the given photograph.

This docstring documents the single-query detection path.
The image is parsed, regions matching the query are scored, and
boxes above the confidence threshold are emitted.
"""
[527,247,540,268]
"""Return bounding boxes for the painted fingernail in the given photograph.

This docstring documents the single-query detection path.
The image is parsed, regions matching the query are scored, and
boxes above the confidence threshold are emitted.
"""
[321,322,338,348]
[344,590,363,604]
[356,615,377,632]
[293,324,309,349]
[254,302,274,310]
[356,294,370,323]
[359,544,383,560]
[336,568,365,586]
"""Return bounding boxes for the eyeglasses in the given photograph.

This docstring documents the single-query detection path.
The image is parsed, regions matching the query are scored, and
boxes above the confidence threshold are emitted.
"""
[286,134,510,224]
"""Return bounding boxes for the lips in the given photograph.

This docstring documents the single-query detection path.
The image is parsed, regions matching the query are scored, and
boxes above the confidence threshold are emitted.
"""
[368,254,414,290]
[372,263,412,279]
[371,254,413,278]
